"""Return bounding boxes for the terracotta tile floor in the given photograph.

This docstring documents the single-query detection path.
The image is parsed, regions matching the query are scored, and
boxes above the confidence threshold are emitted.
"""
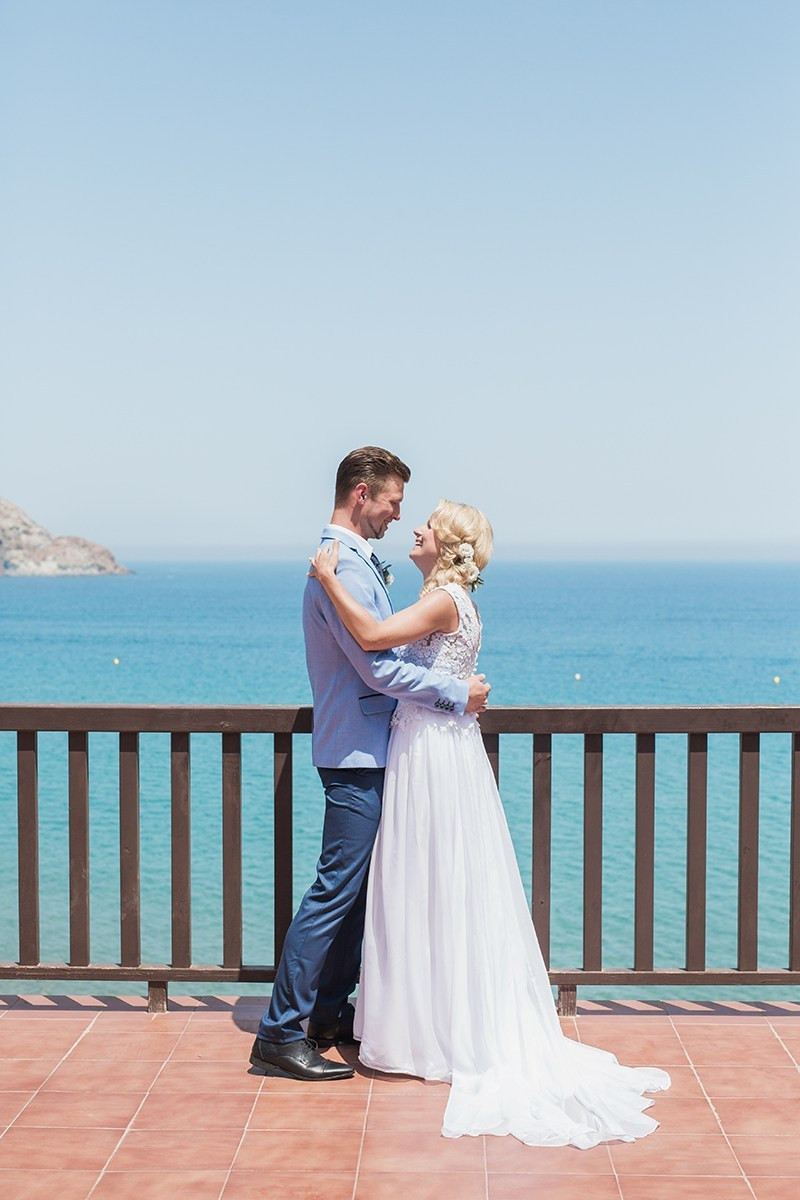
[1,994,799,1198]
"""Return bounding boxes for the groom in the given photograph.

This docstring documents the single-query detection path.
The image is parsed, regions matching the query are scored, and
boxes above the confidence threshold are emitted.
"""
[250,446,491,1081]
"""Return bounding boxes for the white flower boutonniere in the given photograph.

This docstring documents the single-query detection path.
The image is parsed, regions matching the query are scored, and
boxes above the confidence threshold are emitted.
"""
[380,561,394,587]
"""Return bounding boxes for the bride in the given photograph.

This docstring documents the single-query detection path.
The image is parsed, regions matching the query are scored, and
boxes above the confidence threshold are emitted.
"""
[309,499,670,1148]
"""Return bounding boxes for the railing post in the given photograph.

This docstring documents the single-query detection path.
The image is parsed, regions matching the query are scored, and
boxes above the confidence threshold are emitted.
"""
[147,981,168,1013]
[532,733,552,965]
[686,732,708,971]
[17,731,40,966]
[791,733,800,971]
[222,732,243,970]
[119,731,141,967]
[171,731,192,968]
[557,984,577,1016]
[634,733,655,971]
[583,733,603,971]
[483,730,499,785]
[738,732,760,971]
[274,733,294,964]
[68,731,90,966]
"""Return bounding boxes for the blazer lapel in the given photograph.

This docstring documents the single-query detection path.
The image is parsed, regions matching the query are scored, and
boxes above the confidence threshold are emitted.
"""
[319,526,392,606]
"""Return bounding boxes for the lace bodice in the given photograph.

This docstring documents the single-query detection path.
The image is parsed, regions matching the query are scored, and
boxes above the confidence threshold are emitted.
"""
[398,584,481,677]
[392,583,481,731]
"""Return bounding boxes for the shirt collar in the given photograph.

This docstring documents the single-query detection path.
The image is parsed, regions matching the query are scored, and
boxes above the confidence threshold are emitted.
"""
[327,523,374,562]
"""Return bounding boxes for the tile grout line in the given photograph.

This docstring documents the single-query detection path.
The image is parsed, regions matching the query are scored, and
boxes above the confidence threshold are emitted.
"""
[576,1017,624,1200]
[767,1018,800,1072]
[482,1131,488,1200]
[607,1143,624,1200]
[351,1069,374,1200]
[668,1013,758,1200]
[188,995,271,1199]
[215,1068,265,1200]
[0,1011,101,1139]
[84,1011,197,1198]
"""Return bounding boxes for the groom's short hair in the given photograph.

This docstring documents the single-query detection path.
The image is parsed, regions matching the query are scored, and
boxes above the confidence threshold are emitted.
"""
[335,446,411,505]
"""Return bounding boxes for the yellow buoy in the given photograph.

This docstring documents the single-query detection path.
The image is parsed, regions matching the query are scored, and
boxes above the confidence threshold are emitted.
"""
[774,676,780,684]
[113,658,120,666]
[574,673,581,681]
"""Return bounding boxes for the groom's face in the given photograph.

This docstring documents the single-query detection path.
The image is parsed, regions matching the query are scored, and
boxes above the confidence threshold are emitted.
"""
[361,476,405,540]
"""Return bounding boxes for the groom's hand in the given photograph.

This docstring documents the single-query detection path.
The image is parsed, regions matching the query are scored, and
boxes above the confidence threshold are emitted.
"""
[465,674,491,713]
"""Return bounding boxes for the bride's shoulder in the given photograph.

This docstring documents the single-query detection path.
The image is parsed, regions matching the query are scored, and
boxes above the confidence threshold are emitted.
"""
[430,581,462,602]
[435,582,481,624]
[424,584,460,612]
[435,581,472,605]
[431,582,476,622]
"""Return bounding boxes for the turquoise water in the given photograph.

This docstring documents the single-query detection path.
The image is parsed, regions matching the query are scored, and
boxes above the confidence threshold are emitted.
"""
[1,561,799,1000]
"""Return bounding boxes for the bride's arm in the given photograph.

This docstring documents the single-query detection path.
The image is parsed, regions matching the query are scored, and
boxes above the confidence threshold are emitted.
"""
[309,541,458,651]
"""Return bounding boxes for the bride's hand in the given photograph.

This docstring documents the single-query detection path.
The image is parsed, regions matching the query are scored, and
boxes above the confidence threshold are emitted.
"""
[308,540,340,583]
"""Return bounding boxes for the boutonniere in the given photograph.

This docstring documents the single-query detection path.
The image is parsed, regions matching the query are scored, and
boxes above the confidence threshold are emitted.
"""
[379,561,394,587]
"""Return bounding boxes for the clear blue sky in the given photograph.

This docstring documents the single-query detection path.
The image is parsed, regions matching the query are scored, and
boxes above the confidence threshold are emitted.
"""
[2,1,798,560]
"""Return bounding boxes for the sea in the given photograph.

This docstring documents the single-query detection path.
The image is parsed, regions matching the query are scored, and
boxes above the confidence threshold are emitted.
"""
[2,560,799,1002]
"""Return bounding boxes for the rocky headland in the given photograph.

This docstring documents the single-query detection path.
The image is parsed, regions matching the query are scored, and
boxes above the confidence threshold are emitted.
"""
[0,498,131,576]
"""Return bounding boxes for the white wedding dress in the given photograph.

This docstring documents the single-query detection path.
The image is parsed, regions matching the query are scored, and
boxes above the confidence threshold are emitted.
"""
[354,582,670,1147]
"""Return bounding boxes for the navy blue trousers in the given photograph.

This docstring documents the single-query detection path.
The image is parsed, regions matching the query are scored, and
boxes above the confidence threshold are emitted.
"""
[257,767,384,1043]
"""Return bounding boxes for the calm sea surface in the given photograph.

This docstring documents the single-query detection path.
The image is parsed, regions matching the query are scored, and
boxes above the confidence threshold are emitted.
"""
[2,561,799,1000]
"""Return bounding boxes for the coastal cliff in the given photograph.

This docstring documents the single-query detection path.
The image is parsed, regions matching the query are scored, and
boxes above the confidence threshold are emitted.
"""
[0,498,131,576]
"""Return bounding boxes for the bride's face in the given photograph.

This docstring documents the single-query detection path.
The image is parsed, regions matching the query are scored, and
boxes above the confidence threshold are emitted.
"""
[409,518,439,576]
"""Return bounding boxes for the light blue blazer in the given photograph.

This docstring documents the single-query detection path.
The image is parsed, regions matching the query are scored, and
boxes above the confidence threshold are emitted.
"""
[303,526,470,768]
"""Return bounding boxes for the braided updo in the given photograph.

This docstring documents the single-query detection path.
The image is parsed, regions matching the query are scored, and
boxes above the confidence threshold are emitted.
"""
[420,499,493,595]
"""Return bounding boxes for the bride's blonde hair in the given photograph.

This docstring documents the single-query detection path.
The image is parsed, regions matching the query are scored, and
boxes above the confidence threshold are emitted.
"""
[420,499,493,595]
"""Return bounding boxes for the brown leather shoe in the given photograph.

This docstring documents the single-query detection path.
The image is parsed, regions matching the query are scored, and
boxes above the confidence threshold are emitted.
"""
[249,1036,354,1081]
[307,1001,359,1049]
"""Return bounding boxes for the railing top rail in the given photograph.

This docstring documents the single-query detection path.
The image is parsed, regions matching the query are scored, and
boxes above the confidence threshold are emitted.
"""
[1,703,800,735]
[0,704,314,734]
[482,706,800,735]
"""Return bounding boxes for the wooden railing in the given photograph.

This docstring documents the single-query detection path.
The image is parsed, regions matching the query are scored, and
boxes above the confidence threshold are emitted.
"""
[2,704,799,1013]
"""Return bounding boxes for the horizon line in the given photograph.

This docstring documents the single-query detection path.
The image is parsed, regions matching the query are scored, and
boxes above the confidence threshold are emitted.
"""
[114,552,800,566]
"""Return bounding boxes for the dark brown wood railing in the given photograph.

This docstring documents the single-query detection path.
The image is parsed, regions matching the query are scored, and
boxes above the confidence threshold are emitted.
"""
[2,704,799,1013]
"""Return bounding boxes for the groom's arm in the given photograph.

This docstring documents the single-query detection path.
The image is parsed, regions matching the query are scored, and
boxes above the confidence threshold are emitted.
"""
[309,566,469,715]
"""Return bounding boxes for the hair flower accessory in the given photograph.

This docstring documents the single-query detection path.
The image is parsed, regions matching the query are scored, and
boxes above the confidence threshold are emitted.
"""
[451,541,483,590]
